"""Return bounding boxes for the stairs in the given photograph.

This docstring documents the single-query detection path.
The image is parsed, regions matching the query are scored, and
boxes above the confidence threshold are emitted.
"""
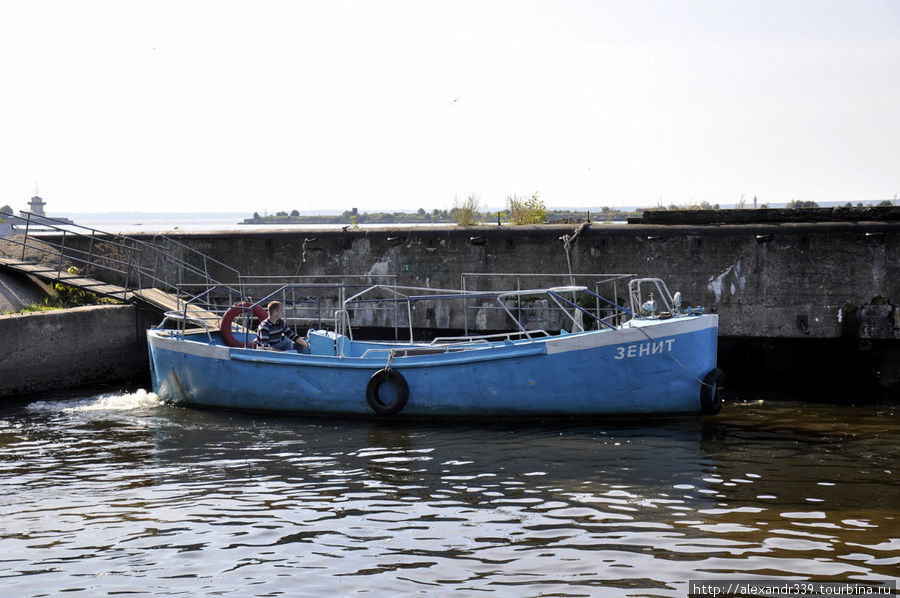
[0,256,222,331]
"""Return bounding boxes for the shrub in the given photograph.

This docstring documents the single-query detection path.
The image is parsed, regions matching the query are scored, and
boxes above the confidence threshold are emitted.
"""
[507,193,547,225]
[452,193,480,226]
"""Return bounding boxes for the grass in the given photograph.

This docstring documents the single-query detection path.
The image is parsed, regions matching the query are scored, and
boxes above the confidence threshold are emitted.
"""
[453,193,481,226]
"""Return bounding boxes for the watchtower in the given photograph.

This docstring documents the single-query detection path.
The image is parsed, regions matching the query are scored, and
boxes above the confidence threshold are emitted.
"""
[27,194,46,216]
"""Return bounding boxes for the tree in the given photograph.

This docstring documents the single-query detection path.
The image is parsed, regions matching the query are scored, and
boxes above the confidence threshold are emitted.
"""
[253,211,261,219]
[0,204,12,215]
[877,200,892,207]
[417,207,426,216]
[290,209,300,216]
[786,200,819,209]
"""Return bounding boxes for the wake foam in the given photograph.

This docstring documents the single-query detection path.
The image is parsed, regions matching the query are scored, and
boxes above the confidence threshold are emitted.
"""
[26,389,163,413]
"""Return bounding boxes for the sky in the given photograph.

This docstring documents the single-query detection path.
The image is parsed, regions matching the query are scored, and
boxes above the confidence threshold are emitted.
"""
[1,0,898,215]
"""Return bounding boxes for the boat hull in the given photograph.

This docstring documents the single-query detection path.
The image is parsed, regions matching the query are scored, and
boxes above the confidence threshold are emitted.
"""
[147,315,719,417]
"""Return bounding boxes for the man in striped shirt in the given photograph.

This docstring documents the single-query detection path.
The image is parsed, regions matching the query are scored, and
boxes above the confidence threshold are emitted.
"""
[257,301,310,352]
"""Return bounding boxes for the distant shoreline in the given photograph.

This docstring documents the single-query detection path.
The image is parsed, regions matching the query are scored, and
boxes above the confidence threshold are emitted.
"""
[4,199,893,234]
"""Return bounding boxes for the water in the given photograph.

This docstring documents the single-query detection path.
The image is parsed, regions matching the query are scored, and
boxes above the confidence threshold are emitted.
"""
[1,390,897,597]
[49,212,461,234]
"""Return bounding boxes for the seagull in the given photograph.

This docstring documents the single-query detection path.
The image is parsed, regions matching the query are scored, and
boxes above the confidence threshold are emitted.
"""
[450,97,460,105]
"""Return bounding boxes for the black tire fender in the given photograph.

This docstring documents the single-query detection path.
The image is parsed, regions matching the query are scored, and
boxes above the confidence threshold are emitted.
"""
[700,368,725,415]
[366,368,409,416]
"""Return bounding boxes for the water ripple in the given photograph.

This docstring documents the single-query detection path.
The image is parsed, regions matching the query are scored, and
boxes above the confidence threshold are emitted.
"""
[0,392,897,596]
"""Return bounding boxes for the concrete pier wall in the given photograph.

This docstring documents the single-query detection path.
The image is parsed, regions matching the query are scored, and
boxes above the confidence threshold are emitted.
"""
[0,304,153,397]
[125,222,899,341]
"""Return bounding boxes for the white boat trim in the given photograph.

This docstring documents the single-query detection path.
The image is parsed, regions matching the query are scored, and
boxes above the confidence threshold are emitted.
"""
[149,331,231,360]
[545,314,717,354]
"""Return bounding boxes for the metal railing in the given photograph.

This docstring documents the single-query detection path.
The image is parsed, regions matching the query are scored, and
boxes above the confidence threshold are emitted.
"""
[460,272,634,335]
[150,234,241,291]
[168,276,401,343]
[0,211,241,300]
[152,275,654,355]
[338,281,638,345]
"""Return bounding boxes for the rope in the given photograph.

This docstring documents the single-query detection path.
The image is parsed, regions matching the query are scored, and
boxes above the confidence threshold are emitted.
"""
[561,234,575,287]
[558,222,590,287]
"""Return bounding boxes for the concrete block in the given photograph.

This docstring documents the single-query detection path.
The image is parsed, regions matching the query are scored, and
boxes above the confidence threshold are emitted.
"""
[0,304,150,398]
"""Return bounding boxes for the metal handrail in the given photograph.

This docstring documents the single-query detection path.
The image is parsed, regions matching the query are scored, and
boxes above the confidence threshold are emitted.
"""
[429,329,551,344]
[1,211,238,301]
[460,272,634,336]
[173,283,377,340]
[339,283,633,343]
[358,338,494,359]
[628,278,676,314]
[154,311,214,343]
[151,234,242,286]
[5,214,150,277]
[154,278,649,355]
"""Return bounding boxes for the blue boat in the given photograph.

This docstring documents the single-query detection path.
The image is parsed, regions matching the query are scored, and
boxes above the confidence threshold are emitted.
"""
[147,277,723,418]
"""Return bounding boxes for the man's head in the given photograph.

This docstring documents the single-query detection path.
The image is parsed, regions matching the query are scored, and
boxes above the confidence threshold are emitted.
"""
[267,301,284,320]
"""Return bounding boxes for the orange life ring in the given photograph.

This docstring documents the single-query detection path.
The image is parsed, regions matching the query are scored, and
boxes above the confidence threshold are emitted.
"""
[220,302,268,348]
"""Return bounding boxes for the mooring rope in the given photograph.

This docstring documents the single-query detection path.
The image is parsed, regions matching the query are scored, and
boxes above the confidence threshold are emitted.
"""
[558,222,590,288]
[561,234,575,287]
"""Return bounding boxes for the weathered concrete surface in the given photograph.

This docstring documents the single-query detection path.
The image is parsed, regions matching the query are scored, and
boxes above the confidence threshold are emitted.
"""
[0,270,49,312]
[633,206,900,225]
[111,222,899,340]
[0,304,154,398]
